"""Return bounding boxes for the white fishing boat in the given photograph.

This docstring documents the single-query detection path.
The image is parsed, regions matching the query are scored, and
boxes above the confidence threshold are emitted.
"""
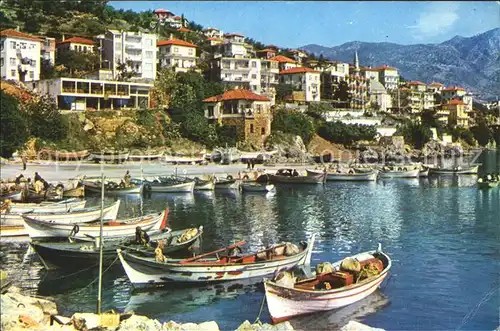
[268,169,326,184]
[241,183,275,193]
[419,167,429,177]
[128,152,164,161]
[163,154,206,165]
[22,209,168,240]
[193,178,215,191]
[378,167,420,178]
[117,234,316,286]
[214,177,240,190]
[142,177,195,193]
[428,165,479,175]
[306,169,377,181]
[4,198,86,214]
[83,180,144,195]
[264,244,392,323]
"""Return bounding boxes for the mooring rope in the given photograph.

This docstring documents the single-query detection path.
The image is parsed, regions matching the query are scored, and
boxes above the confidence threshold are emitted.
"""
[66,255,120,296]
[455,284,500,331]
[253,293,267,325]
[42,263,99,281]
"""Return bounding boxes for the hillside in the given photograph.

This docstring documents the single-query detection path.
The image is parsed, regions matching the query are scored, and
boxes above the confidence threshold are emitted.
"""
[300,28,500,101]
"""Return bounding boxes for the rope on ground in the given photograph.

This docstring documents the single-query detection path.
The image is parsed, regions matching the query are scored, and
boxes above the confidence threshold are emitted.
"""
[66,256,120,296]
[455,284,500,331]
[253,293,266,325]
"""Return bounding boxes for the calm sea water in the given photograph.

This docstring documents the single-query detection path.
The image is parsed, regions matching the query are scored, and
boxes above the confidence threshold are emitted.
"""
[1,151,499,330]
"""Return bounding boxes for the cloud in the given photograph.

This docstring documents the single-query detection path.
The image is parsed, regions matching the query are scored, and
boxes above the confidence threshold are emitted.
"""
[409,2,460,40]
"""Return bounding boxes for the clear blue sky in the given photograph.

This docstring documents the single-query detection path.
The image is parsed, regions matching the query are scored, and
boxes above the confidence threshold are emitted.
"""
[110,1,499,48]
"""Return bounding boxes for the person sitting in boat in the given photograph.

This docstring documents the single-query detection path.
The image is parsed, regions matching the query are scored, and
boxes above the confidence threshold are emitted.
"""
[292,169,299,177]
[135,226,150,247]
[155,240,166,263]
[123,170,131,188]
[14,174,25,185]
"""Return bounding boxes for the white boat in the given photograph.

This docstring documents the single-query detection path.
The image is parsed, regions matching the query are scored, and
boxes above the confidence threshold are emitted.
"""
[83,181,144,195]
[306,169,377,181]
[214,178,240,190]
[163,155,205,165]
[378,168,420,178]
[193,178,215,191]
[5,198,86,214]
[429,165,479,175]
[117,234,316,286]
[241,183,275,193]
[146,180,195,193]
[419,168,429,177]
[264,244,391,323]
[90,151,129,163]
[268,169,326,184]
[22,209,168,240]
[128,152,164,161]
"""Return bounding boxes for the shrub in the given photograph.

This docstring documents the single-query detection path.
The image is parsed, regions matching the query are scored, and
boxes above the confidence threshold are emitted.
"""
[271,108,316,144]
[0,91,28,157]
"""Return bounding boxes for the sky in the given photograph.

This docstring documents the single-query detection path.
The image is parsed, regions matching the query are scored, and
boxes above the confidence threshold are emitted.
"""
[109,1,500,48]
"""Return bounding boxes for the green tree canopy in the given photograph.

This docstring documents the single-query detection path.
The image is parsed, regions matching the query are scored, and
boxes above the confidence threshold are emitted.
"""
[317,121,377,146]
[395,121,432,149]
[271,108,316,144]
[23,95,67,142]
[0,91,29,158]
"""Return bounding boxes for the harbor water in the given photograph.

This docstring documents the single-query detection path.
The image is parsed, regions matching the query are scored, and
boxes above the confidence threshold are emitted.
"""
[1,150,499,330]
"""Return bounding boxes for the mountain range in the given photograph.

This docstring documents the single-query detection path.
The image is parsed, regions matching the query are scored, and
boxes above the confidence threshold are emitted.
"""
[300,28,500,102]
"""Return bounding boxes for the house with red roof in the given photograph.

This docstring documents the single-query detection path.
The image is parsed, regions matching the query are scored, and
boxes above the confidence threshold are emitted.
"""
[203,89,272,146]
[1,29,41,82]
[441,98,470,128]
[279,67,321,102]
[427,81,444,94]
[56,36,95,53]
[407,80,427,92]
[203,27,224,40]
[256,49,276,60]
[372,64,399,90]
[268,55,299,71]
[440,86,473,113]
[157,38,198,73]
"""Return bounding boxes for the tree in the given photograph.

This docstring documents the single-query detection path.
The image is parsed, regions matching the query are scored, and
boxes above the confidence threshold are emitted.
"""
[395,122,432,149]
[23,95,67,142]
[116,60,137,81]
[317,121,377,145]
[56,50,99,77]
[275,83,294,104]
[470,118,492,147]
[271,108,316,144]
[0,91,29,158]
[332,80,351,108]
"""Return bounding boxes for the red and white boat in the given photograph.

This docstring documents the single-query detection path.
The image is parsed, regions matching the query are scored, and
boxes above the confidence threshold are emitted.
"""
[264,244,391,323]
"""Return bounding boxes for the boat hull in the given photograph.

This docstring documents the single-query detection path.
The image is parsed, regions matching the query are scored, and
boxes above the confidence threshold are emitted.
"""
[214,180,240,190]
[378,169,419,178]
[306,170,377,181]
[6,199,86,214]
[477,181,499,189]
[63,186,85,198]
[90,152,130,163]
[194,181,215,191]
[241,183,275,192]
[429,165,479,175]
[268,173,326,184]
[84,183,144,195]
[149,181,195,193]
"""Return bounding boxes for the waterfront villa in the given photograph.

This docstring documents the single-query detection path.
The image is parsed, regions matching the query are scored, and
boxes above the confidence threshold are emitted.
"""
[279,67,321,102]
[442,99,470,128]
[157,38,197,73]
[0,29,41,82]
[30,77,153,111]
[203,89,272,146]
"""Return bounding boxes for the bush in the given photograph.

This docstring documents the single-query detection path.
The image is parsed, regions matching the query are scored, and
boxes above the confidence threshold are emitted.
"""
[395,122,432,149]
[23,95,67,142]
[317,121,377,146]
[271,108,316,144]
[0,91,29,157]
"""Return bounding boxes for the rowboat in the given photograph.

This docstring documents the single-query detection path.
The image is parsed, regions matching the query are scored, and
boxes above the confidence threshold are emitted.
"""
[143,177,195,193]
[63,185,85,198]
[90,151,130,163]
[193,178,215,191]
[429,165,479,175]
[306,169,377,181]
[264,244,391,323]
[378,168,419,178]
[214,177,240,190]
[117,234,316,286]
[4,198,86,214]
[30,226,203,271]
[82,180,144,195]
[1,190,24,201]
[241,183,275,193]
[163,154,206,165]
[419,167,429,177]
[47,150,89,160]
[128,152,164,161]
[477,178,499,189]
[268,169,326,184]
[22,209,168,240]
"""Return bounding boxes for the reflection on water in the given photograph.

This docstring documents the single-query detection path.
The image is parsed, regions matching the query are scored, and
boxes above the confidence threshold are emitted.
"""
[1,151,498,330]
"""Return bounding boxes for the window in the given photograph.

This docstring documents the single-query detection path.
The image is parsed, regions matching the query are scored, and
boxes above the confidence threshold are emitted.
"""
[174,47,179,53]
[145,51,153,59]
[115,42,122,50]
[10,58,15,65]
[0,41,4,51]
[0,58,3,67]
[10,69,16,77]
[251,74,257,79]
[83,46,87,53]
[20,42,26,49]
[250,124,254,133]
[261,127,265,135]
[188,49,194,56]
[10,41,16,49]
[29,71,34,79]
[144,63,153,71]
[207,105,214,117]
[44,40,51,47]
[251,61,257,68]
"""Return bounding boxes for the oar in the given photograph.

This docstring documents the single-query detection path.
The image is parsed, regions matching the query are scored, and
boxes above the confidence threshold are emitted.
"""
[179,241,247,263]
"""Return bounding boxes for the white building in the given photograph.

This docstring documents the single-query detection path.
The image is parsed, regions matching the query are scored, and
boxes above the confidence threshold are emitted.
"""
[374,65,399,90]
[369,79,392,111]
[30,77,152,111]
[0,29,41,82]
[39,36,56,64]
[441,86,473,113]
[98,30,157,81]
[279,67,321,102]
[269,55,299,71]
[157,38,197,73]
[56,36,95,54]
[203,27,224,40]
[222,33,251,58]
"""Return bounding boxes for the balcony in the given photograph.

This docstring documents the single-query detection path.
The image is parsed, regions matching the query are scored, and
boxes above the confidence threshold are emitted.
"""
[125,42,142,51]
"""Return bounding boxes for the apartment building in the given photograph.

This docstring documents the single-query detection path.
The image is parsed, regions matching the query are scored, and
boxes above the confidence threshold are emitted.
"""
[203,89,272,147]
[221,33,252,58]
[157,38,197,73]
[0,29,41,82]
[374,65,399,90]
[39,36,56,64]
[289,49,308,64]
[98,30,157,81]
[31,77,152,111]
[441,86,473,113]
[269,55,298,71]
[320,62,349,101]
[443,99,469,128]
[279,67,321,102]
[427,82,444,94]
[56,37,95,53]
[360,67,379,81]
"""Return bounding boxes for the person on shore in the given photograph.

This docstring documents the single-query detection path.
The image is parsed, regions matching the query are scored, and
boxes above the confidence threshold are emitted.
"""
[251,159,255,170]
[123,170,131,188]
[21,155,27,171]
[247,159,251,170]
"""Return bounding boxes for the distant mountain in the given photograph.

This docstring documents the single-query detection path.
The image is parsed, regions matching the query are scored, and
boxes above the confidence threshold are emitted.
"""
[300,28,500,101]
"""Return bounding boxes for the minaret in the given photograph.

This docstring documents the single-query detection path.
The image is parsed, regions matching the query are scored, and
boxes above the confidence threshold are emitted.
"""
[353,50,360,76]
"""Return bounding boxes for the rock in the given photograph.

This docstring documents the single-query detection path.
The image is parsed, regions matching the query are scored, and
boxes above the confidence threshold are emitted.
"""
[235,320,294,331]
[83,119,95,132]
[162,321,182,331]
[340,321,385,331]
[117,314,162,331]
[196,321,220,331]
[1,291,57,330]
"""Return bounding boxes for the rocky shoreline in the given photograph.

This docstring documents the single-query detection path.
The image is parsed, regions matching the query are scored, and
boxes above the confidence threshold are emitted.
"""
[1,286,384,331]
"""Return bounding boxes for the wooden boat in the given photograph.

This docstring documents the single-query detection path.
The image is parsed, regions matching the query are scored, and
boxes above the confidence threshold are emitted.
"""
[4,198,86,214]
[128,152,164,161]
[241,183,275,193]
[264,244,392,323]
[419,167,429,177]
[193,177,215,191]
[48,150,89,160]
[143,177,195,193]
[268,169,326,184]
[23,209,168,240]
[378,167,420,178]
[30,226,203,271]
[1,190,24,201]
[117,234,316,286]
[477,178,500,189]
[163,154,206,165]
[90,151,129,163]
[214,177,240,190]
[306,169,377,181]
[82,180,144,195]
[429,165,479,175]
[63,185,85,198]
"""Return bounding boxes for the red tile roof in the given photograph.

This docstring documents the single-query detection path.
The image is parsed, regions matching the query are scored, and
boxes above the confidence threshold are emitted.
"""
[280,67,319,74]
[429,82,444,86]
[207,37,222,41]
[173,16,182,20]
[155,9,173,14]
[269,55,296,63]
[203,89,270,102]
[225,33,245,38]
[57,37,94,45]
[205,27,219,31]
[0,29,42,42]
[177,27,192,33]
[408,81,426,85]
[448,99,465,105]
[442,86,465,91]
[372,64,398,71]
[157,38,197,47]
[257,49,276,53]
